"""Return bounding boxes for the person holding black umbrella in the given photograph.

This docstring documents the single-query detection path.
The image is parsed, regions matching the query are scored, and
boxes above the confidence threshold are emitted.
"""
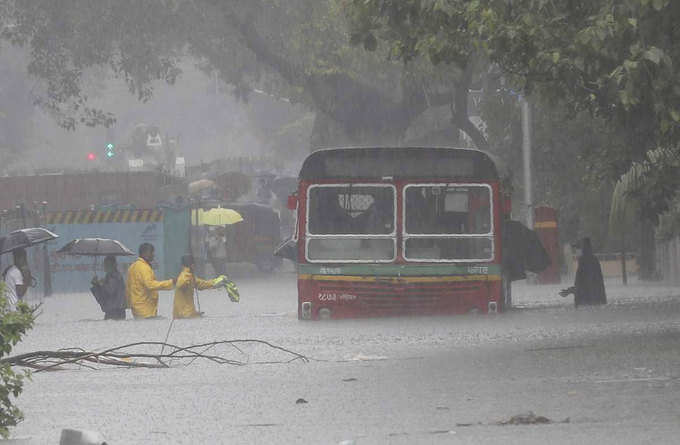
[1,227,57,310]
[57,237,134,318]
[90,255,126,320]
[2,248,31,310]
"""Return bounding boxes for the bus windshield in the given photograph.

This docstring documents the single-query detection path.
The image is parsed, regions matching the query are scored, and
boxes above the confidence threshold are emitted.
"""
[403,184,493,261]
[306,184,395,262]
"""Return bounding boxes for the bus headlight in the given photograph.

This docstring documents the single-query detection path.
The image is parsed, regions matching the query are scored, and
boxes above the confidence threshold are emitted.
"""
[318,307,332,320]
[301,302,312,320]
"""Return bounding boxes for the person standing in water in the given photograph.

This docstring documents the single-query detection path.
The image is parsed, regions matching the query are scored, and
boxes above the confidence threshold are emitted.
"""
[126,243,174,319]
[91,255,127,320]
[2,248,31,310]
[173,254,226,319]
[560,237,606,307]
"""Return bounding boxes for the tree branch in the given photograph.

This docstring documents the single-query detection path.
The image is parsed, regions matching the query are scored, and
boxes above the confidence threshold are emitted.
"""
[220,8,302,89]
[450,61,489,150]
[219,6,422,138]
[1,339,309,372]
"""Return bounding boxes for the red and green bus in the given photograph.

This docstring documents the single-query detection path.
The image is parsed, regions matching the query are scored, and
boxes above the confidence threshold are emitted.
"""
[286,147,513,320]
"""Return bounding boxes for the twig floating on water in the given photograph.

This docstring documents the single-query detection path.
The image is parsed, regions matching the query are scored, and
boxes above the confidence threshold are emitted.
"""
[0,339,309,372]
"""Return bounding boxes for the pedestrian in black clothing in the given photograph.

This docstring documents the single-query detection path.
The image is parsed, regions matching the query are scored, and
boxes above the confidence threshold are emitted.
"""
[560,237,606,307]
[90,255,127,320]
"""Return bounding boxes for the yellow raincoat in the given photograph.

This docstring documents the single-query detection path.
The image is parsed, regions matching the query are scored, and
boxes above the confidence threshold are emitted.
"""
[173,267,216,319]
[126,258,174,318]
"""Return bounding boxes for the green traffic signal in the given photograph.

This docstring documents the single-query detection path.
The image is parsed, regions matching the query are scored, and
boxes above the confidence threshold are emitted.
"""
[106,142,115,158]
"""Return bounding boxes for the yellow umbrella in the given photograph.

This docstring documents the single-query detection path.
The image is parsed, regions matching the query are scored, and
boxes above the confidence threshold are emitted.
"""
[188,179,216,195]
[192,207,243,226]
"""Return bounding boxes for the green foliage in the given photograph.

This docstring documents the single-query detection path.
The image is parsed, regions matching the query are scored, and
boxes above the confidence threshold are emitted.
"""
[481,88,620,247]
[345,0,492,148]
[346,0,475,66]
[350,0,680,145]
[471,0,680,141]
[1,0,468,146]
[348,0,680,234]
[610,146,680,228]
[0,282,35,439]
[2,0,188,130]
[0,3,388,136]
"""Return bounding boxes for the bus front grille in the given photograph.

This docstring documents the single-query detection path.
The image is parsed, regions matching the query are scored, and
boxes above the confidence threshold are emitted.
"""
[317,279,488,313]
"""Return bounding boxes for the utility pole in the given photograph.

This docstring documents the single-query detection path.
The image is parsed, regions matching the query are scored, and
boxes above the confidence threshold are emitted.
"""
[17,203,26,228]
[520,95,533,229]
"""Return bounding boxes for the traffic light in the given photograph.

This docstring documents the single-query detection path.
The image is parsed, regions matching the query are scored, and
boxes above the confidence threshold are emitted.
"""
[105,143,115,158]
[87,152,97,161]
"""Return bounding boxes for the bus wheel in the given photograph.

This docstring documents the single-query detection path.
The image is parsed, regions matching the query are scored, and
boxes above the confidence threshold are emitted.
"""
[501,273,512,311]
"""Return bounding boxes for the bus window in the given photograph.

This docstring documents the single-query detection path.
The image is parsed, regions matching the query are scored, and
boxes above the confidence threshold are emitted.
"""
[306,184,396,262]
[404,238,493,261]
[308,185,394,235]
[403,184,493,261]
[307,238,395,261]
[404,185,491,235]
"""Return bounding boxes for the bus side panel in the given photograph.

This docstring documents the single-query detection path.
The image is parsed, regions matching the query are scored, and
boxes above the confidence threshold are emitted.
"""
[296,182,308,264]
[493,183,503,264]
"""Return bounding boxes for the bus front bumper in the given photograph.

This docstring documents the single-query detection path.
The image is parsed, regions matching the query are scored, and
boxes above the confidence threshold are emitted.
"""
[298,274,502,320]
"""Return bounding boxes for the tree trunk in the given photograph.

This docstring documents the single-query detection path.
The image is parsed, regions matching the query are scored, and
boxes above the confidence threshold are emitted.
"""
[638,217,657,280]
[223,9,479,151]
[620,233,628,286]
[309,112,352,150]
[449,61,489,150]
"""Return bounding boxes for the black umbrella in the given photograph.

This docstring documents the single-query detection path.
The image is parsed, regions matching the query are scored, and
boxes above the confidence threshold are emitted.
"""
[57,238,134,256]
[0,227,59,255]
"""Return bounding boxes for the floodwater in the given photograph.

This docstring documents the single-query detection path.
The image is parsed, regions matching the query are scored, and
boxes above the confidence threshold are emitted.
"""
[8,266,680,444]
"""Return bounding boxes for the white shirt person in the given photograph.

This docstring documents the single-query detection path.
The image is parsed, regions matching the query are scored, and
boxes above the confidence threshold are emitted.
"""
[2,249,30,311]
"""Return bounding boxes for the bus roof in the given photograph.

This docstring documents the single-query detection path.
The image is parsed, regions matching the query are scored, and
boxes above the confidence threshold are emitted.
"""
[299,147,501,181]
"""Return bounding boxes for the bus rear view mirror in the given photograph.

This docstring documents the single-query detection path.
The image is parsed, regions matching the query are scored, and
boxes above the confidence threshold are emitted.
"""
[287,194,298,210]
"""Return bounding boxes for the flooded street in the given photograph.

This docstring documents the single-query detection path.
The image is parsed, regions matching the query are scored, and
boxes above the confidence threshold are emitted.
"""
[4,2,680,444]
[8,268,680,444]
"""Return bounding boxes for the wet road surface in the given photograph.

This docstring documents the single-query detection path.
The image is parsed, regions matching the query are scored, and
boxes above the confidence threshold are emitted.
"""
[9,268,680,444]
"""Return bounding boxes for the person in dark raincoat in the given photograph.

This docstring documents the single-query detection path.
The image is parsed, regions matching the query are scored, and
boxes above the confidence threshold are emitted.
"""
[560,237,606,307]
[91,255,127,320]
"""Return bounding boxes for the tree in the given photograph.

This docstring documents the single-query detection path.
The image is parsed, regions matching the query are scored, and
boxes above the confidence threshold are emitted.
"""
[346,1,622,244]
[348,0,680,277]
[2,0,186,130]
[0,0,473,149]
[481,88,622,248]
[474,1,679,138]
[346,0,492,149]
[0,284,35,438]
[472,0,680,277]
[347,0,680,178]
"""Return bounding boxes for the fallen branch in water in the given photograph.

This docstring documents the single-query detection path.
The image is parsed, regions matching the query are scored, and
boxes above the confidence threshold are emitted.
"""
[1,339,309,372]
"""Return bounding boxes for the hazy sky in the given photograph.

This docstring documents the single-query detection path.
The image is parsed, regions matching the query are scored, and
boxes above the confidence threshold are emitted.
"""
[1,50,310,175]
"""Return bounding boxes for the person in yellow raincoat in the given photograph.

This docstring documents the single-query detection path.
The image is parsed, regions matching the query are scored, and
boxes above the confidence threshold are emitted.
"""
[126,243,175,319]
[173,254,225,319]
